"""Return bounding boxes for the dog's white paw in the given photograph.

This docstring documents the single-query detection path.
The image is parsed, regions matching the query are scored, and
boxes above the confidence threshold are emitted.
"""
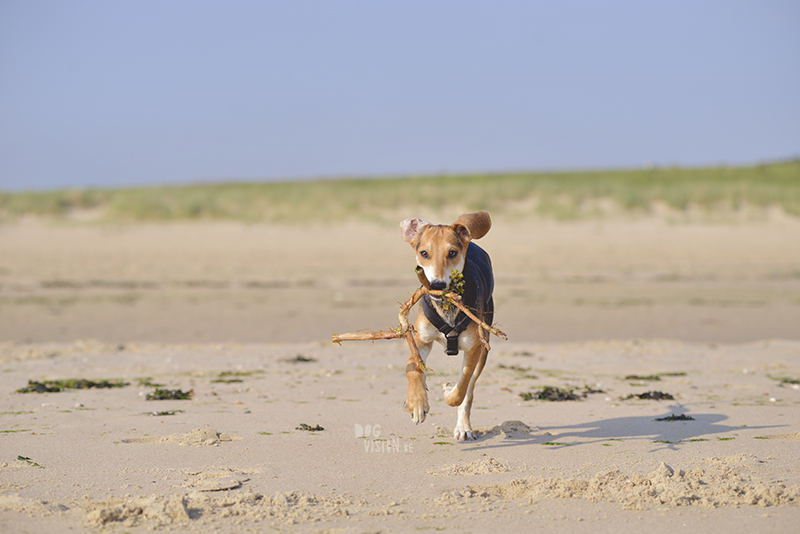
[453,426,477,441]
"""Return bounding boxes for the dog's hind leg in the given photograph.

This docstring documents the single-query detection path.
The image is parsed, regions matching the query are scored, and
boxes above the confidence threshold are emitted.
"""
[451,346,488,441]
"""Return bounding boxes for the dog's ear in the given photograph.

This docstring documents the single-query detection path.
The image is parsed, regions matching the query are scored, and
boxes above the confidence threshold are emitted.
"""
[453,211,491,240]
[452,223,472,244]
[400,218,430,245]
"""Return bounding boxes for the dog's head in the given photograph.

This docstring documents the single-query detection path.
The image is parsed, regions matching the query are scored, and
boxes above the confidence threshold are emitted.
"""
[400,211,491,291]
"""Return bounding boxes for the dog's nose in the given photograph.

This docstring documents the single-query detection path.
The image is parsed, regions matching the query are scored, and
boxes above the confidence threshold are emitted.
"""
[430,280,447,291]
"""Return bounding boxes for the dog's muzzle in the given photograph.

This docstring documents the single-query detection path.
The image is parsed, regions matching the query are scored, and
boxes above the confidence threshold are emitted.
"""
[429,280,447,291]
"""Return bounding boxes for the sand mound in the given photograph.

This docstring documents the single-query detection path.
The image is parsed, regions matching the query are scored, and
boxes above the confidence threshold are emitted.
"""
[443,456,800,510]
[478,420,536,438]
[430,457,510,477]
[82,491,354,528]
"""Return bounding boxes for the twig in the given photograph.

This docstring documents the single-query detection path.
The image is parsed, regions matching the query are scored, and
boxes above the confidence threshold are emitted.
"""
[330,330,402,343]
[429,290,508,341]
[331,267,507,369]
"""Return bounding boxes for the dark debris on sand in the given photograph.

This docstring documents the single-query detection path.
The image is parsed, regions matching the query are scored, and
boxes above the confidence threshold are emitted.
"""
[519,385,605,402]
[282,355,317,363]
[296,423,324,431]
[623,391,675,401]
[16,379,129,394]
[656,413,695,421]
[145,388,194,400]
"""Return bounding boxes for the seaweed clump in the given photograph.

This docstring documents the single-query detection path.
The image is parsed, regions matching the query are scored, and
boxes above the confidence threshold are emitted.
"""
[281,355,317,363]
[520,386,580,402]
[656,413,695,421]
[16,379,129,394]
[519,385,605,402]
[145,389,193,400]
[623,391,675,401]
[625,375,661,381]
[296,423,324,431]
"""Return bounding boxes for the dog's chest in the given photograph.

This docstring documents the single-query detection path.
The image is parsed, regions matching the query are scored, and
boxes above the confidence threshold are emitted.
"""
[429,298,461,327]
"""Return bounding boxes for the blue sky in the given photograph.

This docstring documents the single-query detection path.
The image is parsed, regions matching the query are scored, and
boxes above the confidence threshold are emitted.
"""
[1,1,798,191]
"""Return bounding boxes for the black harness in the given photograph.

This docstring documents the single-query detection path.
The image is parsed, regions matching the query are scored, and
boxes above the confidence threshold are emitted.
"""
[420,241,494,355]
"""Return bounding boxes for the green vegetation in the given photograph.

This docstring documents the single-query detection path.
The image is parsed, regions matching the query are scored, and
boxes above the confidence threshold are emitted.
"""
[1,161,799,223]
[520,386,581,401]
[135,377,165,388]
[145,388,193,400]
[17,455,45,468]
[16,378,129,393]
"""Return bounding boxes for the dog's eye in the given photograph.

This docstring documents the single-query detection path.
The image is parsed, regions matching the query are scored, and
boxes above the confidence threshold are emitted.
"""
[420,251,428,258]
[448,250,458,258]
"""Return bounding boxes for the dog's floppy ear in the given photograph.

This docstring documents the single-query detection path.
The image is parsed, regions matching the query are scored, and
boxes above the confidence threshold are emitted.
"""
[453,211,491,240]
[400,217,430,245]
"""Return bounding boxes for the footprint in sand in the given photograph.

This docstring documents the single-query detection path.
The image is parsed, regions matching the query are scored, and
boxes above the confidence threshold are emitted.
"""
[121,427,236,446]
[183,467,253,492]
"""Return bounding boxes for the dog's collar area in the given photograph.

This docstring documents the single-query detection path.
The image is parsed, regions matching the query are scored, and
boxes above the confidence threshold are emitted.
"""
[420,293,471,356]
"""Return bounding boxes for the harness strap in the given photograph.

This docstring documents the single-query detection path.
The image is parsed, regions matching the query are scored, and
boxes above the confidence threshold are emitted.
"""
[420,294,473,355]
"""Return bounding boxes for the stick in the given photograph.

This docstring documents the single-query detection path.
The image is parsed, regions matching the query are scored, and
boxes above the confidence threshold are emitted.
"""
[331,267,507,370]
[440,294,508,341]
[415,265,506,339]
[331,330,401,343]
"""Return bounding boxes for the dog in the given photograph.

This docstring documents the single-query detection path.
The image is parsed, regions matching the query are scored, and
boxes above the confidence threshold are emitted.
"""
[399,211,494,441]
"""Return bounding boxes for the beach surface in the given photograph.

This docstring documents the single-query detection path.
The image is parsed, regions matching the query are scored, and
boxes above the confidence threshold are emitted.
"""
[1,216,799,532]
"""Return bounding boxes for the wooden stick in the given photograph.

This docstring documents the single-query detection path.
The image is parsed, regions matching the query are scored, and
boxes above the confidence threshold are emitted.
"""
[404,326,429,372]
[415,266,431,289]
[398,287,426,332]
[331,267,507,370]
[331,330,401,343]
[441,294,508,341]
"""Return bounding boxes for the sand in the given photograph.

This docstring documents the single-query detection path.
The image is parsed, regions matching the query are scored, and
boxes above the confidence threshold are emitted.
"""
[1,215,799,532]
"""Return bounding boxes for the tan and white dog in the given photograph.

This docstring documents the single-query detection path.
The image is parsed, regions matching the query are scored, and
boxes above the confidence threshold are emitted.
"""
[400,211,495,441]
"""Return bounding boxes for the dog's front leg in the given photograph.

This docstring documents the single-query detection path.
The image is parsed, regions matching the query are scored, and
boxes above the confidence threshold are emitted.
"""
[405,336,432,424]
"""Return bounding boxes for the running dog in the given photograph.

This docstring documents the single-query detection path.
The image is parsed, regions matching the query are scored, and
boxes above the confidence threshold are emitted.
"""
[399,211,494,441]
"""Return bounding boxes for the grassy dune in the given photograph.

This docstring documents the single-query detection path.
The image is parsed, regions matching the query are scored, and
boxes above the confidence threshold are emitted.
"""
[1,161,798,223]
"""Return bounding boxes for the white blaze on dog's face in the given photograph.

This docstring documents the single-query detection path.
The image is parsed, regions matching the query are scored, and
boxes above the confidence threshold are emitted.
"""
[400,218,471,291]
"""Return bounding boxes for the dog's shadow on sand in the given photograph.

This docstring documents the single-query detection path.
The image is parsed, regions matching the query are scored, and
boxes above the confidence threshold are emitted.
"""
[466,407,784,452]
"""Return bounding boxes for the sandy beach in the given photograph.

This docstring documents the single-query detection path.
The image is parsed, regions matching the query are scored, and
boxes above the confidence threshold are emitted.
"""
[1,215,799,532]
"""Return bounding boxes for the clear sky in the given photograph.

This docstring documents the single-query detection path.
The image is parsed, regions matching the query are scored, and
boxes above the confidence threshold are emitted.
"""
[1,1,798,191]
